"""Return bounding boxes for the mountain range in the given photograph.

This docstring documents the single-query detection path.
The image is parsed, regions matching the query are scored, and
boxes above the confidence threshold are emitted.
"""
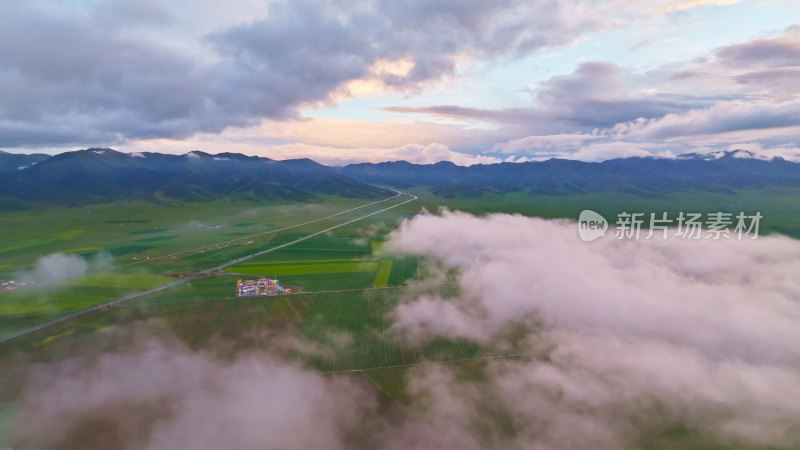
[0,149,388,209]
[340,150,800,197]
[1,148,799,209]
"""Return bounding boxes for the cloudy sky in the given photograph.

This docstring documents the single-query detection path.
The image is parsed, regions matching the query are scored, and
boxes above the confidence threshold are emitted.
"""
[1,0,799,164]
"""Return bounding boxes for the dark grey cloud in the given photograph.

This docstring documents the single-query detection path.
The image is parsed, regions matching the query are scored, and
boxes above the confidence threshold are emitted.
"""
[4,1,795,154]
[93,1,176,26]
[532,62,701,128]
[382,62,709,134]
[0,0,603,148]
[733,67,800,95]
[715,25,800,68]
[381,105,542,123]
[202,0,604,122]
[0,1,216,146]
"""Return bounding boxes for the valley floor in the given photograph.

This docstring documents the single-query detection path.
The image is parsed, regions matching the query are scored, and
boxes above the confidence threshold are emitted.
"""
[2,187,800,448]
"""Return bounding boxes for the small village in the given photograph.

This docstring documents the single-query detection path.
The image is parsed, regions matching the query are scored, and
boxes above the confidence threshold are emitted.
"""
[0,280,33,292]
[236,278,291,297]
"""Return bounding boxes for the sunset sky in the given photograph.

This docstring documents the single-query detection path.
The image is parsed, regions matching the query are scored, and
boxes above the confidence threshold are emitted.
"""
[2,0,799,165]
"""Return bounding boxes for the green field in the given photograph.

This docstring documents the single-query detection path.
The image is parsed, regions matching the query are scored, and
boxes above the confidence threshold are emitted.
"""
[212,218,422,292]
[0,273,171,314]
[0,285,478,400]
[299,288,480,372]
[409,186,800,238]
[372,260,393,287]
[231,261,380,276]
[127,275,241,305]
[0,193,412,325]
[0,197,379,277]
[4,185,798,339]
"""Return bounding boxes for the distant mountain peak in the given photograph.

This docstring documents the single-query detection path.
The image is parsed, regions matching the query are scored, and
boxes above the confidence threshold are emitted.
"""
[281,158,322,166]
[85,147,119,155]
[185,150,212,159]
[677,149,758,161]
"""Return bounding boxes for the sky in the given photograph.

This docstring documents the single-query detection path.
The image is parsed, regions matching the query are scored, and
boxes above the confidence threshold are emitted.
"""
[1,0,799,165]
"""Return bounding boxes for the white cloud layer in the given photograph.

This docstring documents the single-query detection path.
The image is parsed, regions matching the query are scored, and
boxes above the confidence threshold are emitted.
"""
[123,138,501,166]
[20,251,112,284]
[11,211,800,449]
[12,342,391,450]
[491,132,603,154]
[262,143,502,166]
[385,210,800,447]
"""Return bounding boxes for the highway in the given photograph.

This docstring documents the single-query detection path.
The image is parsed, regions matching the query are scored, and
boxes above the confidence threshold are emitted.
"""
[0,190,417,343]
[215,190,416,270]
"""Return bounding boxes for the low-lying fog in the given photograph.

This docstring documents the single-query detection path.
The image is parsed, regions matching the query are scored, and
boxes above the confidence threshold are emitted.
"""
[11,210,800,449]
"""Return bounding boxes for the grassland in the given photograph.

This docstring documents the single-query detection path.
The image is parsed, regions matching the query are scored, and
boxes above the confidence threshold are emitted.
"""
[410,186,800,237]
[4,185,798,341]
[224,231,398,291]
[3,186,800,447]
[0,286,479,402]
[0,193,413,330]
[0,197,378,278]
[3,185,799,279]
[0,273,171,314]
[299,288,480,372]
